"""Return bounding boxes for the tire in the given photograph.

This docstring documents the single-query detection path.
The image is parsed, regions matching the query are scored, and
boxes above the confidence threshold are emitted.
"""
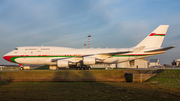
[20,67,23,71]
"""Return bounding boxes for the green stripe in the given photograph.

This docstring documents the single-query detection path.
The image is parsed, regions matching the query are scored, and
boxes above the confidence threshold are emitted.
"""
[11,56,75,63]
[153,35,165,36]
[11,57,18,63]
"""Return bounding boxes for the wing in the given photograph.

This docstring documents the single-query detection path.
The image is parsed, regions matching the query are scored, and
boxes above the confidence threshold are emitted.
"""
[51,51,131,62]
[51,46,145,62]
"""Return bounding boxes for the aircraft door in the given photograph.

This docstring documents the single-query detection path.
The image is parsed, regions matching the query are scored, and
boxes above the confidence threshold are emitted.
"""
[23,52,26,59]
[128,48,130,61]
[46,52,50,58]
[37,47,41,52]
[76,52,79,56]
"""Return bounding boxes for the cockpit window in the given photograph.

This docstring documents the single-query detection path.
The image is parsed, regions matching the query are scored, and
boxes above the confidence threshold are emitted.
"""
[14,48,18,50]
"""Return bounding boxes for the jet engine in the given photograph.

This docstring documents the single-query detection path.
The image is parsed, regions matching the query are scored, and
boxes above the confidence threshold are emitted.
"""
[57,60,76,68]
[83,57,103,65]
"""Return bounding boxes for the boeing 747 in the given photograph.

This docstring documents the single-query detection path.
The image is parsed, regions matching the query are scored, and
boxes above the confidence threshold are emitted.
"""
[3,25,176,70]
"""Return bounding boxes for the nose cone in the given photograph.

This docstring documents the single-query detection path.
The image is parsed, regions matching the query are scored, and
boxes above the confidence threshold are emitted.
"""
[3,55,14,63]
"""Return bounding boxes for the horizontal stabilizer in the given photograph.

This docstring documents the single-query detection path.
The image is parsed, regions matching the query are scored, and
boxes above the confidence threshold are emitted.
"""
[145,46,176,52]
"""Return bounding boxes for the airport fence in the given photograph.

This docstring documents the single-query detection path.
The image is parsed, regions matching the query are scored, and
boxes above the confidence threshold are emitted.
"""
[0,67,19,71]
[0,73,10,82]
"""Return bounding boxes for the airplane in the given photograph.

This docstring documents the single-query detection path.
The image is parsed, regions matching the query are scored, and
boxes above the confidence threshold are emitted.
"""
[3,25,176,70]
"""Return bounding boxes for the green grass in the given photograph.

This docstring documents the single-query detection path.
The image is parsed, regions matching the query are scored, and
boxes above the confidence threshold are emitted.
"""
[0,70,125,82]
[1,69,180,100]
[147,69,180,90]
[0,82,180,101]
[33,65,49,70]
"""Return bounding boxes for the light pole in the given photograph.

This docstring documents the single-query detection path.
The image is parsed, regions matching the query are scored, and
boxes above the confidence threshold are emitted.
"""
[88,35,91,48]
[84,44,86,48]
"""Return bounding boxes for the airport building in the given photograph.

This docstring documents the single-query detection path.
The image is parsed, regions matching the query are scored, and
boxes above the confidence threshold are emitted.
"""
[172,59,180,66]
[90,58,149,68]
[149,59,161,67]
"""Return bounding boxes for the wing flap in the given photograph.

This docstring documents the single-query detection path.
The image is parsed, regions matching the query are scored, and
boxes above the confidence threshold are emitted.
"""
[51,57,82,62]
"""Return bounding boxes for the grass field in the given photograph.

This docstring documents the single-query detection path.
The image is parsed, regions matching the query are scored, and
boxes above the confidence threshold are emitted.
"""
[0,81,180,101]
[0,70,126,82]
[147,69,180,90]
[0,69,180,101]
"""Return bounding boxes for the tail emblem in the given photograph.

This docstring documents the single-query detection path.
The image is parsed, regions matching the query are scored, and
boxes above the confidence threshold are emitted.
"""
[149,33,165,36]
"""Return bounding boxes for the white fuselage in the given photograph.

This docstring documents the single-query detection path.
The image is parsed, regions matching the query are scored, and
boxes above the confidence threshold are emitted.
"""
[3,46,164,65]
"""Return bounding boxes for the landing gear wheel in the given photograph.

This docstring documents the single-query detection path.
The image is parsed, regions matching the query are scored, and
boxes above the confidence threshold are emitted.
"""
[87,67,91,70]
[77,67,80,70]
[20,67,24,71]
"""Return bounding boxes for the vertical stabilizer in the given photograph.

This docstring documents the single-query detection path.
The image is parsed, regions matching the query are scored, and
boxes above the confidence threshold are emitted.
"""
[135,25,169,48]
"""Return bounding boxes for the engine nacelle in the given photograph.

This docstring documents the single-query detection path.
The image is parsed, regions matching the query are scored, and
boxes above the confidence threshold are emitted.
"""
[83,57,103,65]
[83,57,96,65]
[57,60,76,68]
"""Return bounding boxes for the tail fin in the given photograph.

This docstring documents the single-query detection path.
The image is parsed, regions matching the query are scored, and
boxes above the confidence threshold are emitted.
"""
[135,25,169,48]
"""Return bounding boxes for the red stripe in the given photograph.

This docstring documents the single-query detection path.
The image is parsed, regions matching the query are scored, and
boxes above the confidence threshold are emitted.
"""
[3,56,14,62]
[42,55,47,56]
[149,33,165,36]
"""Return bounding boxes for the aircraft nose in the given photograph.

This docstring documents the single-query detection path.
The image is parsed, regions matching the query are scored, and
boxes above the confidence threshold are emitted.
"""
[3,55,8,61]
[3,55,12,62]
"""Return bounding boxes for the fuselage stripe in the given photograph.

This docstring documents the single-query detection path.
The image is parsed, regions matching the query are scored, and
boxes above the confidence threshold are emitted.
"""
[149,33,165,36]
[4,52,164,63]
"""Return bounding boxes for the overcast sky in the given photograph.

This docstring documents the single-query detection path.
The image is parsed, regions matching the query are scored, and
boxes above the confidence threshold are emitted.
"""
[1,0,180,65]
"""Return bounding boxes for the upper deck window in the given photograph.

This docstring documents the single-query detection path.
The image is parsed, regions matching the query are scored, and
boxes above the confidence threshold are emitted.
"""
[25,48,36,50]
[28,49,36,50]
[14,48,18,50]
[41,48,50,50]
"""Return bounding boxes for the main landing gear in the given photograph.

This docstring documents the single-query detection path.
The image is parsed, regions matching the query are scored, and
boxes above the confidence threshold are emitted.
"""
[76,65,91,70]
[76,62,91,70]
[20,67,24,71]
[19,64,24,71]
